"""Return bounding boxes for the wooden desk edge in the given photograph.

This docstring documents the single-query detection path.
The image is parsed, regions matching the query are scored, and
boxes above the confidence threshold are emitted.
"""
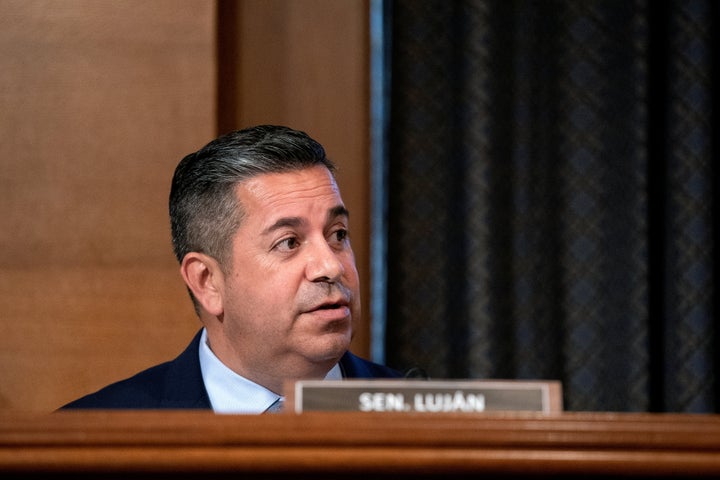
[2,411,720,476]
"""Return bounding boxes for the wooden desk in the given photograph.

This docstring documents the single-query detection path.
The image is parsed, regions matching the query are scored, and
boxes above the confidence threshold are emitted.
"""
[1,410,719,478]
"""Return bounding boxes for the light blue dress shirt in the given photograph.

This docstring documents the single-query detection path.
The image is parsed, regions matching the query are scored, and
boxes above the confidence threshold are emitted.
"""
[198,328,342,413]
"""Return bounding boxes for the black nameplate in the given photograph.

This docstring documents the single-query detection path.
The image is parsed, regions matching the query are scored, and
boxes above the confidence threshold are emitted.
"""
[290,379,562,413]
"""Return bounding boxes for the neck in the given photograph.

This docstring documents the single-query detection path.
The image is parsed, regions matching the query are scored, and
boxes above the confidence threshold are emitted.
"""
[203,329,336,395]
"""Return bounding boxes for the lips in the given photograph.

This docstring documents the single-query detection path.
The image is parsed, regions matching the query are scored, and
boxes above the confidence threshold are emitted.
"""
[299,284,353,319]
[316,303,340,310]
[306,298,349,313]
[298,294,352,326]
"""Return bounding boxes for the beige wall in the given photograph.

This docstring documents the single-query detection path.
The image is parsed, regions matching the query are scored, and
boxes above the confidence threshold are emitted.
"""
[0,0,371,412]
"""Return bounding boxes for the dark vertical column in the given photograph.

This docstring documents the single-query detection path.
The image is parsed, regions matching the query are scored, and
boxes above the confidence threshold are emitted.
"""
[647,0,669,413]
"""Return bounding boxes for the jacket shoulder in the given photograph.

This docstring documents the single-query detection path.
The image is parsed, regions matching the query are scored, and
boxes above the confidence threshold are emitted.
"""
[59,330,209,410]
[60,362,175,409]
[339,351,403,378]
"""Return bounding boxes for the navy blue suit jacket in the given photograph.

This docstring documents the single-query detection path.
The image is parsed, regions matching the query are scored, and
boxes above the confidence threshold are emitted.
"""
[61,329,402,409]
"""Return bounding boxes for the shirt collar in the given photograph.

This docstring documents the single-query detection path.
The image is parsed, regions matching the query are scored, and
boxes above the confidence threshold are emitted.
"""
[198,328,342,413]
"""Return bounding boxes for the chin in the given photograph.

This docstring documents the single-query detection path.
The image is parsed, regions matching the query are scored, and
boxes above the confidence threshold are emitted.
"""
[310,333,351,362]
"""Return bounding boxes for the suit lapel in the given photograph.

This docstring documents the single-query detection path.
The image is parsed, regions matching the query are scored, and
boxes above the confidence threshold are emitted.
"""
[160,329,213,409]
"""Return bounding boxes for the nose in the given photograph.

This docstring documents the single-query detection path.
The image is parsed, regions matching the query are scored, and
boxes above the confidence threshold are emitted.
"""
[305,238,344,283]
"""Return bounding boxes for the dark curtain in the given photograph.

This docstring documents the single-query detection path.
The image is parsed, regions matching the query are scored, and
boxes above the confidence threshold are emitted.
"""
[384,0,718,412]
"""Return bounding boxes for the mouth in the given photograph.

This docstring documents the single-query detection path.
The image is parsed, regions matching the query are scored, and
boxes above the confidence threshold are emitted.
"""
[308,300,348,312]
[302,297,351,321]
[315,301,345,310]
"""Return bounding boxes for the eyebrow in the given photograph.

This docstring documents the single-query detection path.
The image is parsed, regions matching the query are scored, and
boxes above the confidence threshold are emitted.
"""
[262,205,350,236]
[329,205,350,221]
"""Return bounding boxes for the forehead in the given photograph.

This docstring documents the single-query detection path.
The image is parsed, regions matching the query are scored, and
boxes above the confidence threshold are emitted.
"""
[235,166,344,219]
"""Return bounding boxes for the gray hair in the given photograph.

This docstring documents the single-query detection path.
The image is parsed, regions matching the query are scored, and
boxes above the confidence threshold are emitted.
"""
[169,125,336,269]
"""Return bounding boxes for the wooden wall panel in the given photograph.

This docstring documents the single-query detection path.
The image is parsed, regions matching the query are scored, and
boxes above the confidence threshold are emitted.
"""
[220,0,373,357]
[0,0,215,412]
[0,0,372,413]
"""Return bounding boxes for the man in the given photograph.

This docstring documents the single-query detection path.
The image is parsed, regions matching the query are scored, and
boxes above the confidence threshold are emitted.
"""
[62,125,401,413]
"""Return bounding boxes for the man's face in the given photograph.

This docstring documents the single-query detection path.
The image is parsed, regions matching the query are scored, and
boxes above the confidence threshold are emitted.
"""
[211,166,358,386]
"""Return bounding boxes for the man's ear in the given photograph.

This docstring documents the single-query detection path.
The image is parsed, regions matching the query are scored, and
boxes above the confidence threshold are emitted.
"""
[180,252,225,317]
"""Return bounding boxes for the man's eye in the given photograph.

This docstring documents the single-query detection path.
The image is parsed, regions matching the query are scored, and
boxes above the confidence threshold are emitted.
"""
[331,229,349,244]
[275,237,301,252]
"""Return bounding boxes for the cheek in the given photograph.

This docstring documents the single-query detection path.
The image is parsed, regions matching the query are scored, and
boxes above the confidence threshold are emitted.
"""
[227,274,275,307]
[222,277,281,339]
[224,266,301,320]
